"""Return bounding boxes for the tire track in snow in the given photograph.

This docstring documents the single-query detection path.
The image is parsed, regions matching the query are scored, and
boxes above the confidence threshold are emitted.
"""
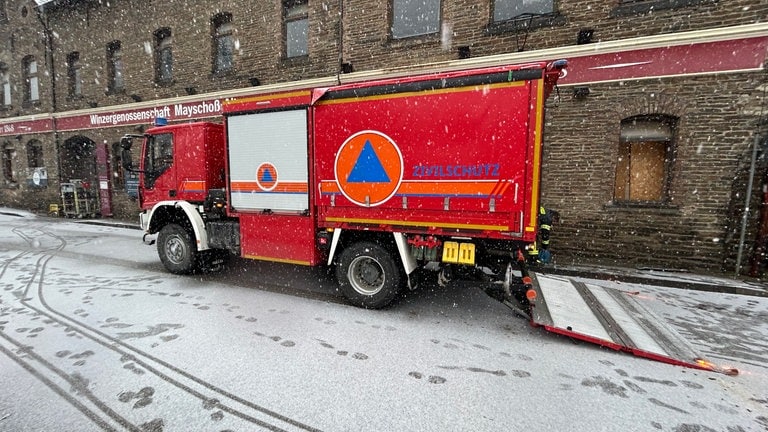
[0,223,323,432]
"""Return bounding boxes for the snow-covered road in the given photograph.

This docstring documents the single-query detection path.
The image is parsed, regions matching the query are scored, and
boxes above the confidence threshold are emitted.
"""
[0,212,766,431]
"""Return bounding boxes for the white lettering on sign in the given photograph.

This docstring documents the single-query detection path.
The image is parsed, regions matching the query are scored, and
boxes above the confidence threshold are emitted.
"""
[2,124,14,133]
[174,100,222,118]
[89,106,172,126]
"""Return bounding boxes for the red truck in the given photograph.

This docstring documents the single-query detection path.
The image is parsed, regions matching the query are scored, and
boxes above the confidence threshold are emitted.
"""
[120,59,736,374]
[122,60,566,309]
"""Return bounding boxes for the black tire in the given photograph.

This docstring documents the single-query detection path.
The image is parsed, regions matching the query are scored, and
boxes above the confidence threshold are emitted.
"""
[335,242,402,309]
[157,223,197,274]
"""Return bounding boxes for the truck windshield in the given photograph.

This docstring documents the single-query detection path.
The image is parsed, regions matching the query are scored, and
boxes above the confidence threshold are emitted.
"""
[143,133,173,189]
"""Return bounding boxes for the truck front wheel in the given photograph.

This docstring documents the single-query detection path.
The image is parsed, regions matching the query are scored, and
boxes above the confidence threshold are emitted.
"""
[336,242,402,309]
[158,223,197,274]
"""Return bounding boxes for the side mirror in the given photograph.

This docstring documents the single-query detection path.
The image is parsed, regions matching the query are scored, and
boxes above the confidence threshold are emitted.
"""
[120,136,133,150]
[121,147,134,171]
[120,134,144,172]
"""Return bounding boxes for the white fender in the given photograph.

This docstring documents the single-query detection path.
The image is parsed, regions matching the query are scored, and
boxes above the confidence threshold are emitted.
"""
[144,201,210,251]
[393,232,418,275]
[326,229,417,277]
[327,228,343,266]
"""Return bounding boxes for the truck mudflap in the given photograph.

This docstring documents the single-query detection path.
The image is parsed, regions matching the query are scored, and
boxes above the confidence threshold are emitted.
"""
[527,273,739,375]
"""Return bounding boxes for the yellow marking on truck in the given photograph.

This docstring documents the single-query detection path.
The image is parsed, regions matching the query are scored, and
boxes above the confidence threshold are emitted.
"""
[529,78,545,231]
[243,255,312,266]
[442,242,459,263]
[458,243,476,264]
[441,241,476,265]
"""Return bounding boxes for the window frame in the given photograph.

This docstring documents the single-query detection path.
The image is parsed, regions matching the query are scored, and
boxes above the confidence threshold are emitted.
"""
[154,28,173,84]
[22,55,39,106]
[613,114,678,205]
[0,0,8,23]
[486,0,563,35]
[2,143,15,184]
[67,51,82,99]
[283,0,309,59]
[611,0,717,17]
[211,13,235,75]
[106,41,124,94]
[390,0,441,40]
[0,63,10,109]
[111,142,124,189]
[491,0,555,23]
[143,133,173,189]
[26,140,43,169]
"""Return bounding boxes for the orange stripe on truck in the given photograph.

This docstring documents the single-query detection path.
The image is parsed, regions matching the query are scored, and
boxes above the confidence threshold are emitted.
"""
[231,181,308,193]
[320,179,513,197]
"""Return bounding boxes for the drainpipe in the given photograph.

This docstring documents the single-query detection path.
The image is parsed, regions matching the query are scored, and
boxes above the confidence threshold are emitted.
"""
[735,134,761,275]
[337,0,344,84]
[35,5,62,187]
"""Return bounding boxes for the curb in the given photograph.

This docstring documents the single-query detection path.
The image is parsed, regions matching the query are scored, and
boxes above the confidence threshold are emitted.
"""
[537,266,768,298]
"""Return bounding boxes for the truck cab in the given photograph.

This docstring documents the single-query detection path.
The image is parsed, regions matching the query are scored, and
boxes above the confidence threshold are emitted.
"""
[128,121,227,211]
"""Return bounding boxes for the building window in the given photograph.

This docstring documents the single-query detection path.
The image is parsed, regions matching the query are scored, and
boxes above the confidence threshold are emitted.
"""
[67,52,82,98]
[22,55,39,104]
[107,40,124,93]
[492,0,554,22]
[0,64,10,108]
[611,0,715,17]
[154,28,173,83]
[111,142,124,188]
[212,13,234,74]
[2,144,15,183]
[614,115,677,203]
[26,140,43,168]
[391,0,440,39]
[284,0,308,58]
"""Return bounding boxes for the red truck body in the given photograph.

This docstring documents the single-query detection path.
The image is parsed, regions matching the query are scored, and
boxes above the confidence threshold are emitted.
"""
[129,59,566,309]
[223,63,558,265]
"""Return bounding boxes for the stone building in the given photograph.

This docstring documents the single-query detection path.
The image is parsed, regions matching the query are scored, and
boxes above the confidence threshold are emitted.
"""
[0,0,766,274]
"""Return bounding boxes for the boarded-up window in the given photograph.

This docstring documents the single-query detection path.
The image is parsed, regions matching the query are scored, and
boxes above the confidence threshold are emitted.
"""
[614,115,676,202]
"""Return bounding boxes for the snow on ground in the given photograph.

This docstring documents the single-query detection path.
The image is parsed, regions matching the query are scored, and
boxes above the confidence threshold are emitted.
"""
[0,211,767,431]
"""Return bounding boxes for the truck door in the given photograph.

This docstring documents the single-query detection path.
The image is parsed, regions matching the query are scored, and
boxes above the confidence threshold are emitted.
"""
[141,132,176,207]
[226,109,319,265]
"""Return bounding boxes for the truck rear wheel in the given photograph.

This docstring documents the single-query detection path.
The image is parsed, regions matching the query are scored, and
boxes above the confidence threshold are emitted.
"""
[336,242,402,309]
[157,223,197,274]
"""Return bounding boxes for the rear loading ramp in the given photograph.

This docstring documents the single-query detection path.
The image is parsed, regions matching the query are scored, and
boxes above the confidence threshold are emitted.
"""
[528,273,738,375]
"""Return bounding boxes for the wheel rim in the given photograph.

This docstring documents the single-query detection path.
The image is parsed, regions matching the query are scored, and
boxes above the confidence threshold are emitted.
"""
[165,235,188,265]
[347,255,385,296]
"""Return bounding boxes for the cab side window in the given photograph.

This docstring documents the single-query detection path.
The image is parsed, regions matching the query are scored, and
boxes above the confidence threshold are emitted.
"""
[143,133,173,188]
